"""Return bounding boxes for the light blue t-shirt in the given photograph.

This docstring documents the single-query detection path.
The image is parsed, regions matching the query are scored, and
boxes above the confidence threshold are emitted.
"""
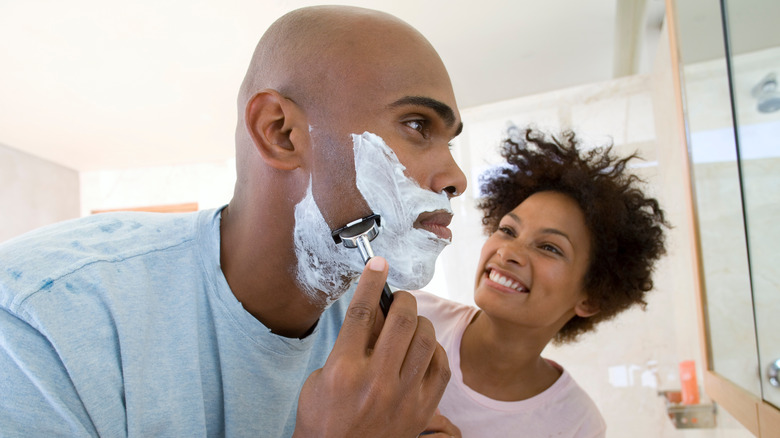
[0,208,351,437]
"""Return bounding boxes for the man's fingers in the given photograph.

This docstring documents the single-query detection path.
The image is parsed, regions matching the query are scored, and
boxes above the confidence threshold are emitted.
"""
[420,412,462,438]
[371,290,420,371]
[399,315,438,384]
[420,342,451,408]
[329,257,388,357]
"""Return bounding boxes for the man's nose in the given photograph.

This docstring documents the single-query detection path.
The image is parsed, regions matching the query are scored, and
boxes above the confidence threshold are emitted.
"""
[432,151,467,198]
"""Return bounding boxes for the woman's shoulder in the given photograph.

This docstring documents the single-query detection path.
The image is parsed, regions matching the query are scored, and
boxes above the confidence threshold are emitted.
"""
[411,289,469,311]
[411,290,478,329]
[546,361,606,433]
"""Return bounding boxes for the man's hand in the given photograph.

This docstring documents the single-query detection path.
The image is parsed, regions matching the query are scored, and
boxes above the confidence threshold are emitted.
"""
[419,410,461,437]
[294,257,451,437]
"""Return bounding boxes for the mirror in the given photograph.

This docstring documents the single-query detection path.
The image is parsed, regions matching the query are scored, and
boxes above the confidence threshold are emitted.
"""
[723,0,780,408]
[675,0,761,396]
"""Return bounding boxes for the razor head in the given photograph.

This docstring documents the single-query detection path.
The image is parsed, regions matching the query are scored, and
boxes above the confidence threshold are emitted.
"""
[331,214,382,247]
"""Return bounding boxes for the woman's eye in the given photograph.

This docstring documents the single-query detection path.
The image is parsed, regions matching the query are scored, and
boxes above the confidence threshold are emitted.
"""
[498,226,515,237]
[541,244,562,255]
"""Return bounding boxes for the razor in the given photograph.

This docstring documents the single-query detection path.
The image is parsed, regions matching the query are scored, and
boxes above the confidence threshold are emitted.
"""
[331,214,394,316]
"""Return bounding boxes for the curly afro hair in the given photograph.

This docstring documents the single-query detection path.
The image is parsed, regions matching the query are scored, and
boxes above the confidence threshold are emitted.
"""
[477,126,669,344]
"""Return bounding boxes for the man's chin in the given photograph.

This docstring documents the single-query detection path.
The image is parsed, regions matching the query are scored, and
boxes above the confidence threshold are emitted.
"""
[386,258,439,290]
[388,276,433,291]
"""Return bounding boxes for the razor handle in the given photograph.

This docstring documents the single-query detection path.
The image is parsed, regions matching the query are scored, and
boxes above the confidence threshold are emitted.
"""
[332,214,394,317]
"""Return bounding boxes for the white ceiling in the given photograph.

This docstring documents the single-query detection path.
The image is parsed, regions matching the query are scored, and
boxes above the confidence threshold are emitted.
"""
[0,0,664,172]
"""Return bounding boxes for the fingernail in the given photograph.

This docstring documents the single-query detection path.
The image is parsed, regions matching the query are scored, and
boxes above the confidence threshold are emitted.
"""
[367,256,386,272]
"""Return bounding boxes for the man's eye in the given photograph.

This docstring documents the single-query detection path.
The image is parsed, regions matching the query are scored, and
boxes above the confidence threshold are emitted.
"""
[406,120,423,130]
[404,119,428,137]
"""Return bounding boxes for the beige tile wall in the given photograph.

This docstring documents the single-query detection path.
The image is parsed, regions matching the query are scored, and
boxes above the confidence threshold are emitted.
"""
[0,143,80,243]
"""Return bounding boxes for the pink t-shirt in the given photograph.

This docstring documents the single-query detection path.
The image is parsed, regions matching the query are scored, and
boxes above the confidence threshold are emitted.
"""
[414,290,606,438]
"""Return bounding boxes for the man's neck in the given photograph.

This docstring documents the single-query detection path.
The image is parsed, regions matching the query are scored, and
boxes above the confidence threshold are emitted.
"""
[219,203,327,338]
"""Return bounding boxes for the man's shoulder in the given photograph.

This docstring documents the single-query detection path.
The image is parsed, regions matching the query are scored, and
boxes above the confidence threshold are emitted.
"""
[0,210,206,312]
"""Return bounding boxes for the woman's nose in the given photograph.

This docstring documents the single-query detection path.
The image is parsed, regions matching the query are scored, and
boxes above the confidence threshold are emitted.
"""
[497,244,528,266]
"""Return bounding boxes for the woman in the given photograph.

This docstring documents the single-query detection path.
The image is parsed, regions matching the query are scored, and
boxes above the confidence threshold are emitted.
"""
[414,126,668,437]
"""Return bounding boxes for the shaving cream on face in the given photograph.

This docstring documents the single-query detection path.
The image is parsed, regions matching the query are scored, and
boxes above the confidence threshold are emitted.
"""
[353,132,452,289]
[293,182,365,306]
[291,131,452,305]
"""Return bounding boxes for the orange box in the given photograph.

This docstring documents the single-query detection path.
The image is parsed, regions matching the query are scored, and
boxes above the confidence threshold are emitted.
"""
[679,360,699,405]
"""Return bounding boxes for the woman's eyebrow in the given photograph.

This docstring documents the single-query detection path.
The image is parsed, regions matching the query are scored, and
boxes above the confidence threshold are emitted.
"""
[507,212,573,245]
[540,228,572,245]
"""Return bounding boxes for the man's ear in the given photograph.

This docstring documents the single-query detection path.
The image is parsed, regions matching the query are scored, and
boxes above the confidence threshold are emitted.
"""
[574,296,599,318]
[244,89,306,170]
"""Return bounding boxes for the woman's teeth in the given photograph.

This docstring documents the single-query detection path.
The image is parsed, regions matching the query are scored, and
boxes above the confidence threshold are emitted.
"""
[488,270,527,292]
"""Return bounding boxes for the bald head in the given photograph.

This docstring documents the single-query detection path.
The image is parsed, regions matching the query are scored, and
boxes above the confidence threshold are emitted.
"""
[238,5,440,119]
[230,4,461,231]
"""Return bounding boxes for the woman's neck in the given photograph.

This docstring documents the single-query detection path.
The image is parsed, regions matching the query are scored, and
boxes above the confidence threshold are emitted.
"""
[458,311,562,401]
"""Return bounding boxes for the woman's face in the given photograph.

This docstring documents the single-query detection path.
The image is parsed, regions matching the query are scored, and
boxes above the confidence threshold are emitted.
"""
[473,191,596,334]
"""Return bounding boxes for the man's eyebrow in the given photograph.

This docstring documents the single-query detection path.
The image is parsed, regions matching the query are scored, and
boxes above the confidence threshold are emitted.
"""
[389,96,463,135]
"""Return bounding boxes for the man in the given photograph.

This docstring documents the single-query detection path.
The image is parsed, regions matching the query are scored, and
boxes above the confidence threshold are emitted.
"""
[0,5,466,437]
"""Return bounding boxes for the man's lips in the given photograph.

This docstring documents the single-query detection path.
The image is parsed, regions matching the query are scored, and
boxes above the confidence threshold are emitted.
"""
[414,210,453,241]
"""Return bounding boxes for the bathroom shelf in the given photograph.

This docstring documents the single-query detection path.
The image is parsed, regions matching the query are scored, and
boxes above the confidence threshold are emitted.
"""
[659,390,717,429]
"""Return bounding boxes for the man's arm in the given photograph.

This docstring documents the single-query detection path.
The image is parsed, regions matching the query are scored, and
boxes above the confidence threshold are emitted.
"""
[0,307,99,437]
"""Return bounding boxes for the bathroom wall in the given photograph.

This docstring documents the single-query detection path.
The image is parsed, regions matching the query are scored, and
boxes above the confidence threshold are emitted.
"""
[79,158,236,217]
[0,143,80,243]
